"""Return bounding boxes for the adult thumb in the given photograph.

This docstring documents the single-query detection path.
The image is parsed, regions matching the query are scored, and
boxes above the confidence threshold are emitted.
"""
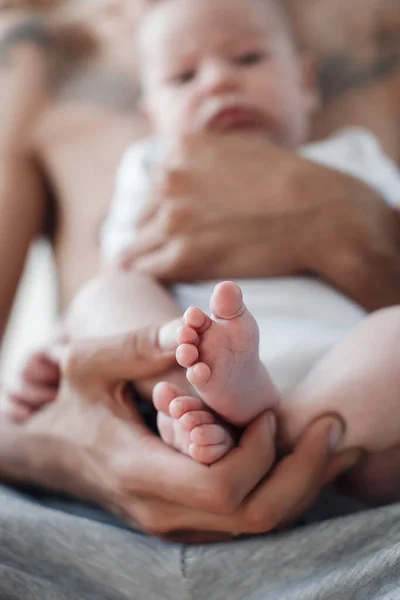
[62,319,181,386]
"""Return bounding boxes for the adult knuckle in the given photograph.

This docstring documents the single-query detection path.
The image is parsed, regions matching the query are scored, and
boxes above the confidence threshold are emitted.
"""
[244,505,278,534]
[135,506,169,536]
[197,478,238,514]
[123,326,159,360]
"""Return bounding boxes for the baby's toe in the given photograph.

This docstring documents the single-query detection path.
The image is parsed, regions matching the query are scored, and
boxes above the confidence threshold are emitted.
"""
[157,411,176,447]
[184,307,212,333]
[187,362,211,389]
[153,381,180,413]
[189,439,233,465]
[179,409,216,431]
[177,325,199,346]
[176,344,199,368]
[169,396,204,419]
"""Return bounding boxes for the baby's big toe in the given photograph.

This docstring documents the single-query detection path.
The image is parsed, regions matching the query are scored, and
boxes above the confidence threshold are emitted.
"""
[211,281,245,320]
[190,423,229,446]
[189,437,233,465]
[153,381,179,413]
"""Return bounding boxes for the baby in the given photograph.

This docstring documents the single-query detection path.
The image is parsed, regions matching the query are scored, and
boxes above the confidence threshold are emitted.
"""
[20,0,400,495]
[100,0,400,467]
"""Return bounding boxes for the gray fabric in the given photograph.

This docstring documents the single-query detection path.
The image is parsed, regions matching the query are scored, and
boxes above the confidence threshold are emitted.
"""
[0,485,399,600]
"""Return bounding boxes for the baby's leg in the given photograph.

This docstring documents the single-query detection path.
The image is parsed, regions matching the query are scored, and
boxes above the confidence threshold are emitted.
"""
[66,268,223,454]
[176,282,281,426]
[280,306,400,455]
[66,269,180,342]
[65,269,190,401]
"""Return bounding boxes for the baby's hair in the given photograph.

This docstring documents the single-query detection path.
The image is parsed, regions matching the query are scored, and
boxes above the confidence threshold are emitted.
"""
[139,0,299,49]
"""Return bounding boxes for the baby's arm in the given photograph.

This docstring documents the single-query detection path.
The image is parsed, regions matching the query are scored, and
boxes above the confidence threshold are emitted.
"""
[279,306,400,455]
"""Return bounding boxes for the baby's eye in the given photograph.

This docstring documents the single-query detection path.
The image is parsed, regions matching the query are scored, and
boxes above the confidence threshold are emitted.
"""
[174,70,197,84]
[235,52,266,66]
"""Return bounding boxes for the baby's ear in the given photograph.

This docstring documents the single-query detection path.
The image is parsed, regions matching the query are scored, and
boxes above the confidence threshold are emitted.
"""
[300,52,321,113]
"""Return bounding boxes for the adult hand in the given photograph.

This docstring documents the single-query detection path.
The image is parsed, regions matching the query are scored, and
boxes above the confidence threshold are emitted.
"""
[120,133,400,312]
[0,323,360,543]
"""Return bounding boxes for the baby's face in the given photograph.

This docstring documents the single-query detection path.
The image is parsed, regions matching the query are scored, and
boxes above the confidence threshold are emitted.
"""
[139,0,319,148]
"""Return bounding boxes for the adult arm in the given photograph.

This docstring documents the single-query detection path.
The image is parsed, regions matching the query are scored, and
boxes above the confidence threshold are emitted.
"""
[121,134,400,312]
[0,31,50,342]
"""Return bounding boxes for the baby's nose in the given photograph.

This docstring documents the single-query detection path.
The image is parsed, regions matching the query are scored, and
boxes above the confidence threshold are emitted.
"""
[200,61,239,95]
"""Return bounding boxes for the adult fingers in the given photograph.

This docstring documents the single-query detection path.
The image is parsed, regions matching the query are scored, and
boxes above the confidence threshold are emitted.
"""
[278,447,363,530]
[118,221,167,270]
[134,239,205,282]
[62,321,181,387]
[125,411,276,513]
[236,416,345,534]
[120,198,201,270]
[203,411,277,510]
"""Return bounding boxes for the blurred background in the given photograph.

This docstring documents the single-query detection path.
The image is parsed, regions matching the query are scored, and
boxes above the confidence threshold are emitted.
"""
[0,0,399,383]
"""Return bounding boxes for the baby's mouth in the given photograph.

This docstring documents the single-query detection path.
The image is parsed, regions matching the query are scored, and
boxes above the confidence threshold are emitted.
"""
[206,105,264,133]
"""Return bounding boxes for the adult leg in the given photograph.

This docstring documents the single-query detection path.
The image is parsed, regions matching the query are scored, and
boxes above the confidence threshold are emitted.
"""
[185,500,400,600]
[0,485,186,600]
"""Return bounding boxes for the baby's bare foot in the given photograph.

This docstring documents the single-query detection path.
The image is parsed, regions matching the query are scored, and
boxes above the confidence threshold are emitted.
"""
[154,382,234,464]
[176,282,280,426]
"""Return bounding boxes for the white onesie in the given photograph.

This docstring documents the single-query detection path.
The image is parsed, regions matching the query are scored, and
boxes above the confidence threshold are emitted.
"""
[102,128,400,393]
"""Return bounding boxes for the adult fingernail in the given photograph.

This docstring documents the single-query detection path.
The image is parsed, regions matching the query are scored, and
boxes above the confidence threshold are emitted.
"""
[329,420,344,450]
[159,319,181,351]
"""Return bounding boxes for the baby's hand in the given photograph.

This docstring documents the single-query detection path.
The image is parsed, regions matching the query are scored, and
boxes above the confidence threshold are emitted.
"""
[1,348,61,422]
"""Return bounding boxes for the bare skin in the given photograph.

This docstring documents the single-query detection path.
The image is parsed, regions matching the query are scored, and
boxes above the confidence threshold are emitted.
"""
[0,0,147,333]
[0,0,399,534]
[285,0,400,162]
[0,325,360,542]
[0,0,399,343]
[166,284,400,496]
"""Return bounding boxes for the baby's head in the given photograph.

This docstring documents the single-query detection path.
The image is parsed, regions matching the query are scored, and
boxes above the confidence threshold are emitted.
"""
[138,0,320,148]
